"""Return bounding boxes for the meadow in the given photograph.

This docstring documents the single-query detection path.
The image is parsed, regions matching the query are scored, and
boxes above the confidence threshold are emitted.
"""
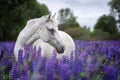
[0,40,120,80]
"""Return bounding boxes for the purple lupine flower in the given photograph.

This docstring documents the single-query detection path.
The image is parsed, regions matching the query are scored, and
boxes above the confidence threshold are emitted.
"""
[24,45,30,60]
[29,72,42,80]
[19,72,28,80]
[20,61,28,80]
[74,49,79,62]
[80,52,88,64]
[32,57,39,73]
[52,49,57,59]
[4,61,12,74]
[30,53,42,80]
[59,63,70,80]
[31,47,41,74]
[86,63,95,79]
[51,59,61,80]
[62,55,69,64]
[0,50,4,61]
[10,62,17,80]
[0,41,120,80]
[16,64,21,78]
[18,49,23,65]
[74,40,81,50]
[37,47,41,58]
[70,51,74,62]
[37,48,43,75]
[72,57,82,80]
[103,65,118,80]
[45,58,55,80]
[107,46,114,60]
[81,77,87,80]
[39,57,46,76]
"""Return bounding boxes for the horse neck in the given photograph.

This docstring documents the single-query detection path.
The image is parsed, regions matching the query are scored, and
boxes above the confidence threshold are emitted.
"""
[16,18,44,48]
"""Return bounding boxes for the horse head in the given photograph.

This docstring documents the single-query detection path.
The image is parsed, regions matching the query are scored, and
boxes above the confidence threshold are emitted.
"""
[37,14,65,53]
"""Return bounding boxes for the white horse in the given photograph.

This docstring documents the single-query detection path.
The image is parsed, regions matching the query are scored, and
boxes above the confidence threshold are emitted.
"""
[14,14,75,61]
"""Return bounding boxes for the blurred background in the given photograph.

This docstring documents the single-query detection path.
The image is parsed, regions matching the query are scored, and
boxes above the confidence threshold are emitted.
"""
[0,0,120,41]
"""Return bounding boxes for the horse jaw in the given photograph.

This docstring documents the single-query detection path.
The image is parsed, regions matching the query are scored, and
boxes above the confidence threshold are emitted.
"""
[47,32,65,53]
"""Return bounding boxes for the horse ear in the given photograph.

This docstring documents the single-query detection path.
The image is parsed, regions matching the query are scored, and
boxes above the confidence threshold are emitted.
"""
[48,11,51,19]
[46,14,51,22]
[52,13,56,18]
[48,14,51,19]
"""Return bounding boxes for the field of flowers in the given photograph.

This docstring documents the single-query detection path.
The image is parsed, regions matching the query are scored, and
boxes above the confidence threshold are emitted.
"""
[0,40,120,80]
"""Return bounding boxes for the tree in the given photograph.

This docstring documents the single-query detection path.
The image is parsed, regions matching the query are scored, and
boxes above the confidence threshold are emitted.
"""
[108,0,120,28]
[0,0,49,41]
[57,8,92,40]
[57,8,80,30]
[94,15,118,34]
[0,0,28,41]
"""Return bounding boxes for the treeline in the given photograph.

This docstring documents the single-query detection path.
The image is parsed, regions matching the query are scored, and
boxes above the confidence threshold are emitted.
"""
[58,0,120,40]
[0,0,49,41]
[0,0,120,41]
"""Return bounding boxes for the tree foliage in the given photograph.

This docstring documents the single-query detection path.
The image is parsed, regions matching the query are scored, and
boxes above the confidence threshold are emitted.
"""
[94,15,118,34]
[109,0,120,12]
[57,8,79,30]
[57,8,91,40]
[108,0,120,27]
[0,0,49,41]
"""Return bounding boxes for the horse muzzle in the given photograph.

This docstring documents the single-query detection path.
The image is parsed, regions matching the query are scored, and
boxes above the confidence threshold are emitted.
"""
[56,46,65,53]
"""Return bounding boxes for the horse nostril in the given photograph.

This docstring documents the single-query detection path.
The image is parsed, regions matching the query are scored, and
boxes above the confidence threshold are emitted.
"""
[62,46,65,52]
[57,46,65,54]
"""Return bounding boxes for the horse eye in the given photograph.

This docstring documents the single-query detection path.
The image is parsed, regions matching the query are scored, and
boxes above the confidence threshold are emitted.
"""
[50,28,54,32]
[47,28,55,34]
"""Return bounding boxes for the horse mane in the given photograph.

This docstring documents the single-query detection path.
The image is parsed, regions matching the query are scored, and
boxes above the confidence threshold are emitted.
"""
[24,15,55,30]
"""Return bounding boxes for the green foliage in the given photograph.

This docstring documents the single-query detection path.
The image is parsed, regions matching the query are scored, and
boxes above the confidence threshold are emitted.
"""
[109,0,120,12]
[109,32,120,40]
[0,0,49,41]
[91,29,110,40]
[94,15,118,34]
[57,8,90,40]
[66,15,80,28]
[64,27,91,40]
[57,8,117,40]
[3,74,10,80]
[97,70,103,80]
[80,72,86,77]
[1,0,119,41]
[57,8,80,28]
[108,0,120,27]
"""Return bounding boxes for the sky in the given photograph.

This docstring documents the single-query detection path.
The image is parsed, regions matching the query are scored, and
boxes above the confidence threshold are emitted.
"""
[37,0,111,31]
